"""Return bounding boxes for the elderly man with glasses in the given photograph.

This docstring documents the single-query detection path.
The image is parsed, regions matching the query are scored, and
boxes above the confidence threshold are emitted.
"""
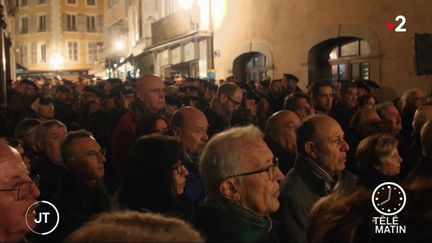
[204,82,243,137]
[0,143,40,242]
[195,125,284,242]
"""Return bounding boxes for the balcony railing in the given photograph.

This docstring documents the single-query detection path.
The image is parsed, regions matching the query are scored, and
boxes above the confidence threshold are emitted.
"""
[151,8,201,46]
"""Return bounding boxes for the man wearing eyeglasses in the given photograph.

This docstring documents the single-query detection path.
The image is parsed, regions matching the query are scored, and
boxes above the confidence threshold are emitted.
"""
[48,129,110,241]
[0,143,40,242]
[277,115,357,242]
[265,110,301,175]
[204,82,243,137]
[195,125,284,242]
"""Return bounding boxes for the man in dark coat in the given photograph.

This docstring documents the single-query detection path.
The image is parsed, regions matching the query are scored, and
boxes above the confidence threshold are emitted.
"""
[329,82,358,139]
[111,74,166,182]
[278,115,358,242]
[204,82,243,137]
[264,110,300,175]
[195,125,284,242]
[50,130,110,241]
[171,107,209,205]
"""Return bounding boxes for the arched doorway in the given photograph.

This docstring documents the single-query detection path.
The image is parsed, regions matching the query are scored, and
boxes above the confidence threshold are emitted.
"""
[308,37,371,84]
[233,52,267,83]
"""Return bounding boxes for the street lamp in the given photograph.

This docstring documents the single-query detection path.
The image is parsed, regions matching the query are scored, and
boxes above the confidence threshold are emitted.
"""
[49,52,64,69]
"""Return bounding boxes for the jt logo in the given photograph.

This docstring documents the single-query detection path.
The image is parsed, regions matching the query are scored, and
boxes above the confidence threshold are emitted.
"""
[35,212,50,224]
[26,200,60,235]
[387,15,407,32]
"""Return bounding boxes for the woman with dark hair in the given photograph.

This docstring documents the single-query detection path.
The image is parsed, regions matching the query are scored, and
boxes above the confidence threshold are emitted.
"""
[357,94,377,110]
[135,115,169,137]
[356,133,403,189]
[120,135,190,221]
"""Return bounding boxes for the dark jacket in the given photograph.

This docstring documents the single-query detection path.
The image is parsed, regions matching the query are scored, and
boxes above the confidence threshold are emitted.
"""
[194,198,279,242]
[404,156,432,185]
[30,152,69,201]
[264,137,296,175]
[358,167,401,190]
[50,174,110,241]
[278,155,358,242]
[204,106,228,138]
[328,102,356,139]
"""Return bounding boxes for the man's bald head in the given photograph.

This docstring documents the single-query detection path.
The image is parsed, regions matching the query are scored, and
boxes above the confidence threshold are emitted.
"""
[135,74,166,113]
[171,106,209,155]
[265,110,299,134]
[297,115,339,154]
[0,143,21,167]
[421,119,432,158]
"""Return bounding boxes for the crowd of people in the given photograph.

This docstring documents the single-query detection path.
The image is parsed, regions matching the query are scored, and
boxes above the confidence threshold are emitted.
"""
[0,72,432,242]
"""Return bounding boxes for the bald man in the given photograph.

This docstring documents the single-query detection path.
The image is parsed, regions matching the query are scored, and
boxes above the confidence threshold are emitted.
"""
[277,115,357,242]
[0,143,40,242]
[111,74,167,182]
[265,110,300,175]
[171,106,209,204]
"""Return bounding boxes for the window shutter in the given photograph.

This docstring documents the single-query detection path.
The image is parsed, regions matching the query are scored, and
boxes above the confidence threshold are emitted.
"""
[96,15,103,32]
[78,14,86,32]
[61,13,67,31]
[31,42,37,64]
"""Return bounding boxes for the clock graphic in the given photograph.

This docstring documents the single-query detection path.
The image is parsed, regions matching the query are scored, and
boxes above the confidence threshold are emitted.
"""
[372,182,406,216]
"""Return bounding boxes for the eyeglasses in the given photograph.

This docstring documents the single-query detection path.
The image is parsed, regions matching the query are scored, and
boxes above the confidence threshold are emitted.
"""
[227,96,242,106]
[0,175,39,201]
[172,161,187,175]
[224,158,280,181]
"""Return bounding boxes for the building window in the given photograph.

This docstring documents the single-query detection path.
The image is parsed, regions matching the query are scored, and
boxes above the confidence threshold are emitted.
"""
[329,39,370,81]
[88,42,98,64]
[20,17,28,34]
[86,0,96,6]
[86,16,96,32]
[108,0,119,9]
[40,43,47,63]
[37,0,47,5]
[66,14,77,31]
[19,0,28,7]
[37,15,47,32]
[20,45,28,64]
[66,0,76,5]
[68,41,78,61]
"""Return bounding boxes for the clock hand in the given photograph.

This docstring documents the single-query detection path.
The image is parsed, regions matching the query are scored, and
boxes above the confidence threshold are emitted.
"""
[380,187,392,206]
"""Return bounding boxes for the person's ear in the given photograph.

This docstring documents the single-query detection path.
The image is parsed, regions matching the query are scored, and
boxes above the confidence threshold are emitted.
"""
[136,91,144,101]
[220,179,239,201]
[219,94,228,104]
[305,141,317,159]
[172,127,182,138]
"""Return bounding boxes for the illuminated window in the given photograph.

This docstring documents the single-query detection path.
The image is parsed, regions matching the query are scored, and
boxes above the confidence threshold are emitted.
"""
[39,43,47,63]
[329,39,370,81]
[87,42,98,64]
[20,45,28,64]
[68,41,78,61]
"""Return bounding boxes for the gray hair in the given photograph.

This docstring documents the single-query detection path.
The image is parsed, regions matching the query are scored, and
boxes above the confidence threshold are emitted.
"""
[61,129,93,164]
[34,119,66,146]
[401,88,421,105]
[199,125,263,200]
[376,101,395,118]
